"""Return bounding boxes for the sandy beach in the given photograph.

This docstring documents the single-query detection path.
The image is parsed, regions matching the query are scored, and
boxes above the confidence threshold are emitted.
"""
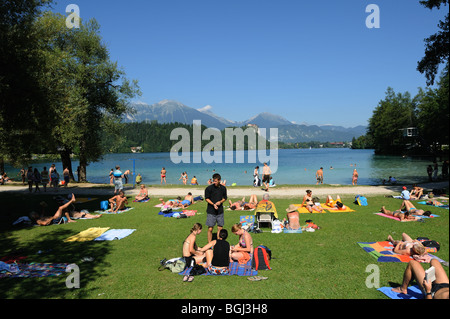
[1,181,448,198]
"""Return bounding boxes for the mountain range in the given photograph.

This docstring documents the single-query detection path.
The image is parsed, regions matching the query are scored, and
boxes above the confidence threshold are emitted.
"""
[124,100,367,143]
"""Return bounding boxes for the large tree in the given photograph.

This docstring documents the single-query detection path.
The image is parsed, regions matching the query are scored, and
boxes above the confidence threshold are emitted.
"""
[34,12,140,181]
[366,88,418,154]
[417,0,449,85]
[0,0,54,170]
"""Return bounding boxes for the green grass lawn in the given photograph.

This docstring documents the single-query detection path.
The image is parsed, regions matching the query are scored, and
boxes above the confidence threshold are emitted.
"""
[0,191,448,299]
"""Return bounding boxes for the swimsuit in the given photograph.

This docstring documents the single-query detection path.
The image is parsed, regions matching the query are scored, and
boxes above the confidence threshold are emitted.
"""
[431,283,450,298]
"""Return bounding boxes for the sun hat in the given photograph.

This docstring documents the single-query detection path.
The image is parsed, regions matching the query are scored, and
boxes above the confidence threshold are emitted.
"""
[286,204,298,213]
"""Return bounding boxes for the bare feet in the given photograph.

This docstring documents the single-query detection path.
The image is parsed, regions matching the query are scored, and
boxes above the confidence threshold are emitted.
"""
[391,286,408,294]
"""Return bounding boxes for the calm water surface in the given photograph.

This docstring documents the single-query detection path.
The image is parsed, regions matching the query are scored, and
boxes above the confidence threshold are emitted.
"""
[5,149,437,186]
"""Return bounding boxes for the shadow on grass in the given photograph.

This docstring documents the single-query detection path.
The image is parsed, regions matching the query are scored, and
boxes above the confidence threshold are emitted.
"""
[0,227,112,299]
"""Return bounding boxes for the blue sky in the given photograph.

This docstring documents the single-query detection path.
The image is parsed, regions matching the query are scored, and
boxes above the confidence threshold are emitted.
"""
[51,0,447,127]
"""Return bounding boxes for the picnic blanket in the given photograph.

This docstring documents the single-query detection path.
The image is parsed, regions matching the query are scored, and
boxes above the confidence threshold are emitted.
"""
[357,241,446,264]
[240,215,255,226]
[64,227,110,242]
[179,260,258,277]
[95,207,134,214]
[133,198,149,203]
[0,262,69,278]
[378,285,423,299]
[94,229,136,241]
[375,212,439,222]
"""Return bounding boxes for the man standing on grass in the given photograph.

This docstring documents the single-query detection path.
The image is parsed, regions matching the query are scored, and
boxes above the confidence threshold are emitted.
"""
[205,173,227,242]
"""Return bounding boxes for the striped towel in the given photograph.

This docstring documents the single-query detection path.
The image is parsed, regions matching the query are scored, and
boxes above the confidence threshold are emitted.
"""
[179,260,257,276]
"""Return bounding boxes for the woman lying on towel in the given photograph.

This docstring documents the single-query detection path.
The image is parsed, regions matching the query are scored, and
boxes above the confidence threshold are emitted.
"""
[134,184,149,201]
[302,190,324,213]
[229,195,258,210]
[230,223,253,264]
[387,232,427,256]
[392,259,449,299]
[325,195,347,210]
[283,204,300,230]
[29,193,77,225]
[400,200,431,216]
[380,206,418,221]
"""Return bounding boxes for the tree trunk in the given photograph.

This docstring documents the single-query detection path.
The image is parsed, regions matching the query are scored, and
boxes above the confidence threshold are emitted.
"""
[78,140,88,182]
[59,148,75,181]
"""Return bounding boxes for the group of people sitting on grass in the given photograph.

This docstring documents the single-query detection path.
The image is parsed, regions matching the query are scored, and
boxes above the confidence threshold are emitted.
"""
[181,222,252,282]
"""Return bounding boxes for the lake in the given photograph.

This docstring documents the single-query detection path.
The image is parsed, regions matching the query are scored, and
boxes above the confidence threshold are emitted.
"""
[4,148,438,186]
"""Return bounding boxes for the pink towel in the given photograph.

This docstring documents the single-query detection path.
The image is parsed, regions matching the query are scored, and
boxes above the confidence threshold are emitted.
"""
[182,210,197,216]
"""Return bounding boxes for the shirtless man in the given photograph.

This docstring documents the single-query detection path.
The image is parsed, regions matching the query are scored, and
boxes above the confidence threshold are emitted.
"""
[30,193,77,225]
[108,191,128,213]
[387,233,427,256]
[410,184,424,200]
[262,162,272,192]
[316,167,324,185]
[380,206,418,221]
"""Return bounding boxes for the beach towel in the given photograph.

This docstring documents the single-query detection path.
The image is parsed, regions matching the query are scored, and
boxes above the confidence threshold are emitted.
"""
[375,212,439,222]
[357,241,446,264]
[182,210,197,216]
[179,260,258,277]
[324,205,355,213]
[64,227,110,242]
[417,201,449,209]
[283,228,302,233]
[293,204,324,214]
[95,207,134,214]
[0,263,69,278]
[254,201,278,219]
[133,198,150,203]
[377,285,423,299]
[240,215,255,226]
[94,229,136,241]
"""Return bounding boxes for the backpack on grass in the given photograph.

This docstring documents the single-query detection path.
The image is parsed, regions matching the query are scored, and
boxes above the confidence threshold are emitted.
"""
[252,245,272,270]
[158,257,186,273]
[354,195,368,206]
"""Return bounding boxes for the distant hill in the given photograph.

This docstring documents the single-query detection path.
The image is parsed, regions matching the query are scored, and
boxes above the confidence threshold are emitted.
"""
[124,100,367,142]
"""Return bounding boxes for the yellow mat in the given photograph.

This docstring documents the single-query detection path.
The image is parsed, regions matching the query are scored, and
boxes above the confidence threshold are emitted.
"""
[293,204,325,214]
[64,227,110,242]
[323,204,355,212]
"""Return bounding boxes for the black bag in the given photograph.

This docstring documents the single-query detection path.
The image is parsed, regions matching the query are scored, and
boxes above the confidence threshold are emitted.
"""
[160,206,172,214]
[189,263,206,276]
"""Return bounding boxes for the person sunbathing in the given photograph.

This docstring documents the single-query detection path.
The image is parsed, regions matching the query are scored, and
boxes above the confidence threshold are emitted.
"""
[392,259,449,299]
[29,193,77,225]
[302,190,324,213]
[284,204,300,230]
[409,184,424,200]
[400,200,431,216]
[229,195,258,211]
[135,184,149,201]
[380,206,418,221]
[108,191,128,213]
[325,195,347,210]
[387,233,427,256]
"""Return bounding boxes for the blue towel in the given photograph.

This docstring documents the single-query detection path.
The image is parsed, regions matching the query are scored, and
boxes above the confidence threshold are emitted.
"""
[94,229,136,241]
[377,285,423,299]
